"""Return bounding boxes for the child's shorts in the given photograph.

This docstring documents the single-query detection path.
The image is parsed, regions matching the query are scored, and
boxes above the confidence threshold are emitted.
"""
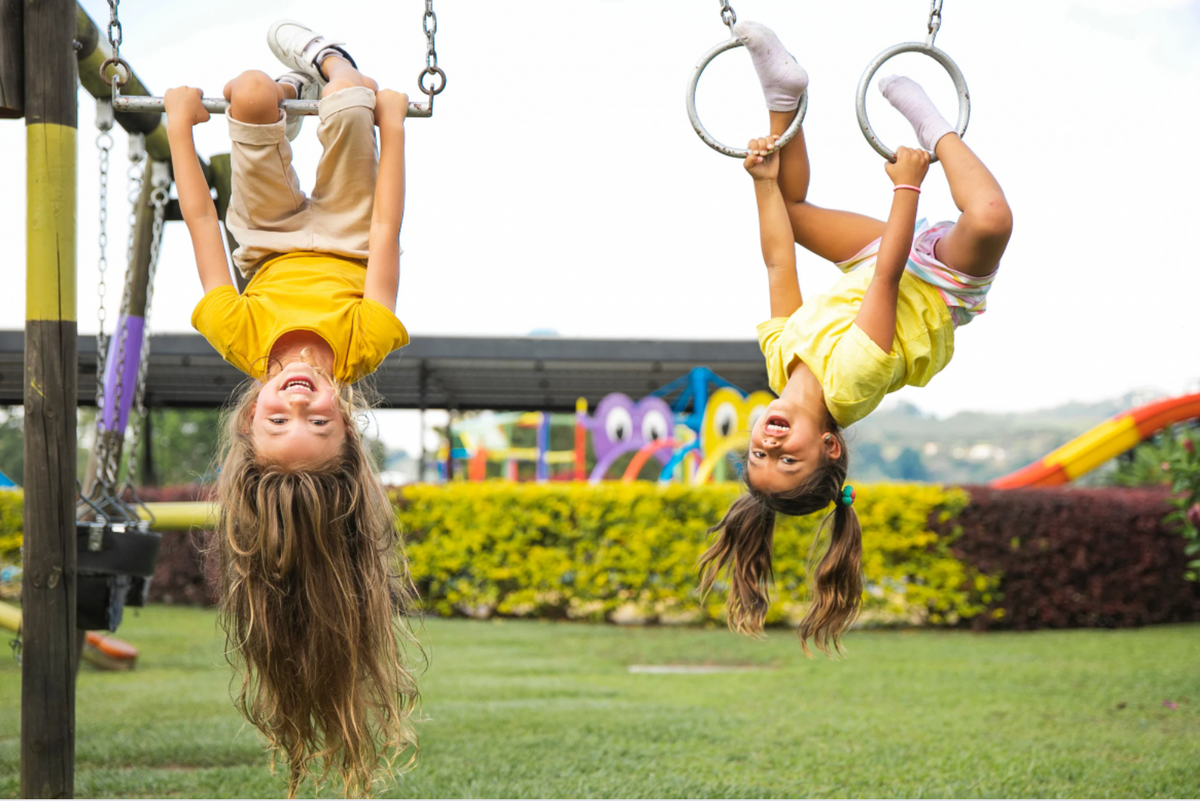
[837,219,999,327]
[225,86,384,279]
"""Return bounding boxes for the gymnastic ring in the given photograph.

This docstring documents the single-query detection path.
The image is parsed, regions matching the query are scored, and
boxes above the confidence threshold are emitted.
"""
[686,37,807,159]
[855,41,969,164]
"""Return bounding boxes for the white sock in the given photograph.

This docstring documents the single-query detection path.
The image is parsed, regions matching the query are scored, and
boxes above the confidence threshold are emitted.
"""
[733,21,808,113]
[879,75,955,152]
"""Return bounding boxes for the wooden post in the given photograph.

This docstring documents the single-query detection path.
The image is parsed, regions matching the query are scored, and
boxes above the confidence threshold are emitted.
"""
[21,0,78,797]
[0,0,22,118]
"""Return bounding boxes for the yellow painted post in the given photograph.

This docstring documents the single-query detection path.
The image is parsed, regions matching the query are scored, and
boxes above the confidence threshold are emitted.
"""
[21,0,78,796]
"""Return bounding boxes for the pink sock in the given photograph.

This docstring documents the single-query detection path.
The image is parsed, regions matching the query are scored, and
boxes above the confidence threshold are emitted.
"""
[879,75,954,152]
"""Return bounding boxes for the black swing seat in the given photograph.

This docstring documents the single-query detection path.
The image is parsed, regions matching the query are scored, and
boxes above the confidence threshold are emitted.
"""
[76,521,162,632]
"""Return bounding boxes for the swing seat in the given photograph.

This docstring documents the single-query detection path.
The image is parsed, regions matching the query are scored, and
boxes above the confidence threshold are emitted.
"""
[76,521,161,577]
[75,521,161,631]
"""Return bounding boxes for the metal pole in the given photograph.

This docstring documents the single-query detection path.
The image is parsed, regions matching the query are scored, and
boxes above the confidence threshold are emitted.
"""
[418,361,428,482]
[0,0,22,118]
[21,0,78,796]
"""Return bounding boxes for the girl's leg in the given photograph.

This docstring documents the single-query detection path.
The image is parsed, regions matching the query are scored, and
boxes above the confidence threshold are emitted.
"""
[223,69,291,123]
[320,55,378,97]
[928,134,1013,278]
[736,21,885,264]
[309,55,379,260]
[222,70,311,276]
[770,109,886,263]
[880,76,1012,277]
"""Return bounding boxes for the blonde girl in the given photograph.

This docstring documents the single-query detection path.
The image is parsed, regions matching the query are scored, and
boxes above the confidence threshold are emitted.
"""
[165,21,417,795]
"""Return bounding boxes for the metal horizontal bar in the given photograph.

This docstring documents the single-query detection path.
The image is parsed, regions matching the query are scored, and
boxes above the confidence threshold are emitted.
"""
[111,95,433,118]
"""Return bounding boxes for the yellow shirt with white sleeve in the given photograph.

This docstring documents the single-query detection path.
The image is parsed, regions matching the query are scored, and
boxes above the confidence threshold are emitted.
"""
[756,262,954,428]
[191,252,409,384]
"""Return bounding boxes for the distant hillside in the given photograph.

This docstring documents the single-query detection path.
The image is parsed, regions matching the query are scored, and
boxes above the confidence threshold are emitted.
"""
[845,392,1173,485]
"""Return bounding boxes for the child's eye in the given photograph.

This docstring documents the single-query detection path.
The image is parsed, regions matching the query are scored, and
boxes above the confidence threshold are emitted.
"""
[781,456,796,464]
[269,417,286,425]
[752,450,766,459]
[311,419,329,426]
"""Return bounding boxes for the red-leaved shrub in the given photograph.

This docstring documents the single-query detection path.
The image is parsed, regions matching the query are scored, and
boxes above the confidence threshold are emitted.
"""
[936,486,1200,630]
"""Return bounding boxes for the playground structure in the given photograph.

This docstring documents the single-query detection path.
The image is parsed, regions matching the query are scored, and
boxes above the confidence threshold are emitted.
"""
[992,392,1200,489]
[7,2,448,794]
[434,367,775,485]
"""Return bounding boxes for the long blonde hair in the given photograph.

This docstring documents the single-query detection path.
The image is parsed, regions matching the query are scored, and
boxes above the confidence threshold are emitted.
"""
[214,374,420,796]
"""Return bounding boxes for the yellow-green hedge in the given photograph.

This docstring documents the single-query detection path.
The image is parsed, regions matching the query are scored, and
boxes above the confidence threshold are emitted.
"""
[0,490,20,560]
[395,482,995,628]
[0,483,996,627]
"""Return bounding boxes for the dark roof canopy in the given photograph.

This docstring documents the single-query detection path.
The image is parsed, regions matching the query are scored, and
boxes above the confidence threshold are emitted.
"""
[0,331,770,412]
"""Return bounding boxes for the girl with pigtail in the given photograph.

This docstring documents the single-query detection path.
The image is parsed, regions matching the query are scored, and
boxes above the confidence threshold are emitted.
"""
[700,22,1012,654]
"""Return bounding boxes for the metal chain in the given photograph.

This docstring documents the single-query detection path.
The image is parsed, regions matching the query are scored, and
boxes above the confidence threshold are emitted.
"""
[94,101,114,445]
[418,0,446,99]
[926,0,944,47]
[101,0,130,96]
[119,164,169,505]
[719,0,737,31]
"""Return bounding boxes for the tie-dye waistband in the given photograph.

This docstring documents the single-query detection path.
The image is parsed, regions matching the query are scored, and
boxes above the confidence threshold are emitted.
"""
[836,218,998,327]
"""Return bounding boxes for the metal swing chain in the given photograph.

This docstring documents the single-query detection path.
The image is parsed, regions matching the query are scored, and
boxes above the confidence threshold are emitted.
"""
[119,167,169,509]
[926,0,944,47]
[94,102,114,446]
[101,0,130,98]
[418,0,446,100]
[718,0,737,32]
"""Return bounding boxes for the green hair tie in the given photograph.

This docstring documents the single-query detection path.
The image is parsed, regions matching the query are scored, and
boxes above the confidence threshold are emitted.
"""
[840,485,856,507]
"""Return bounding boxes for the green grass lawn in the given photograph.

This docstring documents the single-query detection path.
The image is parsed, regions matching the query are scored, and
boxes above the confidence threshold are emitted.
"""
[1,607,1198,798]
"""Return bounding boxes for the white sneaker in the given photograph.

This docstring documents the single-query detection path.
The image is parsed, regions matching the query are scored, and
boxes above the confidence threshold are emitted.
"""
[267,19,355,84]
[275,71,319,141]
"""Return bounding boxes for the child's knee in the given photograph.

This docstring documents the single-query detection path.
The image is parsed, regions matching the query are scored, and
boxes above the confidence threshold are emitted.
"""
[228,70,284,122]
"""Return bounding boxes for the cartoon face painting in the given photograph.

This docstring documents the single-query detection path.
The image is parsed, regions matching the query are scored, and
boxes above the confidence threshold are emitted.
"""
[699,387,775,457]
[579,393,676,480]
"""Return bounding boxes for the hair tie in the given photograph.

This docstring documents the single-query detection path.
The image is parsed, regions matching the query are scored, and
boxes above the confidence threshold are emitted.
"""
[839,485,856,507]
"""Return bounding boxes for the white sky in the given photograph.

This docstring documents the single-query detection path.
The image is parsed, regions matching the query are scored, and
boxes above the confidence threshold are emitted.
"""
[3,0,1199,454]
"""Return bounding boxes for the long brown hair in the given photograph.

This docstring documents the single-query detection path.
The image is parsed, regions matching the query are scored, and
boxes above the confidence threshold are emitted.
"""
[213,376,420,796]
[698,425,863,656]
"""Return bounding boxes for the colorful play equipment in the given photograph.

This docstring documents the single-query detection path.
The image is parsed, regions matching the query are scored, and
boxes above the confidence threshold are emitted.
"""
[577,368,772,484]
[0,600,137,670]
[430,368,773,485]
[992,391,1200,489]
[577,393,676,483]
[440,411,578,481]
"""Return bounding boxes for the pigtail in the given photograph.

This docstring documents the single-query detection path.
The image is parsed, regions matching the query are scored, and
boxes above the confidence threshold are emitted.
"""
[698,494,777,635]
[798,502,863,656]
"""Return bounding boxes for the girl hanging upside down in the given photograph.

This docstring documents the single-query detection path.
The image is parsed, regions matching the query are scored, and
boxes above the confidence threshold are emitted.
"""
[164,21,418,797]
[700,22,1012,655]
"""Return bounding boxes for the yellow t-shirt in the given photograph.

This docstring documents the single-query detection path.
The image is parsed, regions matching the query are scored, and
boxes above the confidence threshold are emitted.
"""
[190,252,409,383]
[756,264,954,428]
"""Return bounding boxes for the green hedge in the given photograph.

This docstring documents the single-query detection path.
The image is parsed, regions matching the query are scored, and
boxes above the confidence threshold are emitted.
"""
[1,483,996,628]
[395,482,994,627]
[0,489,20,561]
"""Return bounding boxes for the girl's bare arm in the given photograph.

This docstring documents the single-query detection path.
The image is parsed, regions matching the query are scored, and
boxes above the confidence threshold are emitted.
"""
[745,137,802,319]
[363,90,407,312]
[164,87,233,294]
[853,147,929,352]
